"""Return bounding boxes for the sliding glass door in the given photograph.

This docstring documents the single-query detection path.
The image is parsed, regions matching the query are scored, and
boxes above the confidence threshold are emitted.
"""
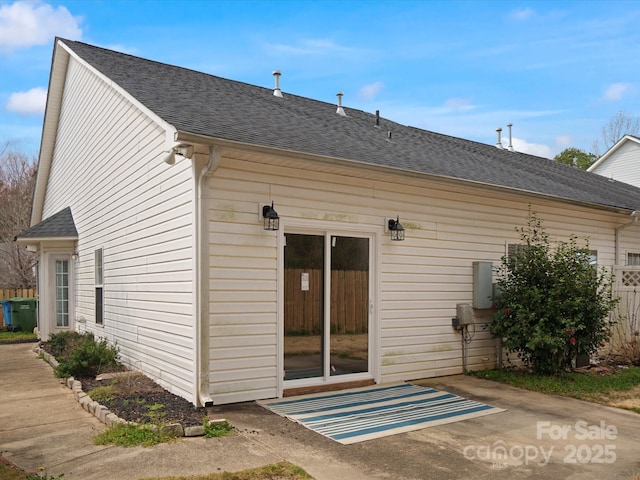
[284,232,370,382]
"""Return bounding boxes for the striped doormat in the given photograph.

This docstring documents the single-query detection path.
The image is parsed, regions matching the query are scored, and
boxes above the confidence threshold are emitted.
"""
[258,383,505,444]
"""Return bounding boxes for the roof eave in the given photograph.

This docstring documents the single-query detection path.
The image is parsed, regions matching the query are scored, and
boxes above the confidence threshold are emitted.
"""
[31,38,71,226]
[16,236,78,245]
[175,131,636,216]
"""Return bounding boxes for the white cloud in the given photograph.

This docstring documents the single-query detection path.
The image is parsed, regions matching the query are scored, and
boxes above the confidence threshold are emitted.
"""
[603,82,632,101]
[443,97,474,112]
[5,87,47,114]
[510,8,535,21]
[554,135,573,147]
[511,137,552,158]
[358,82,383,101]
[269,38,367,56]
[0,1,82,54]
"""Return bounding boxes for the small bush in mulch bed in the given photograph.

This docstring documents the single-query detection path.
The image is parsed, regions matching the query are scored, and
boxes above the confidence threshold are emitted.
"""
[83,373,208,427]
[41,332,208,427]
[44,331,122,378]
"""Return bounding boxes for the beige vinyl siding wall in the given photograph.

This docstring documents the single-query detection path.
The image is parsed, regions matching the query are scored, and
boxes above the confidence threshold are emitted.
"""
[207,150,629,403]
[42,56,195,401]
[592,141,640,188]
[620,225,640,268]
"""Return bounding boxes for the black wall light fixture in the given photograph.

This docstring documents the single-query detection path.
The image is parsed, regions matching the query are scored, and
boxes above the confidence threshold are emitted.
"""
[388,216,405,241]
[262,202,280,231]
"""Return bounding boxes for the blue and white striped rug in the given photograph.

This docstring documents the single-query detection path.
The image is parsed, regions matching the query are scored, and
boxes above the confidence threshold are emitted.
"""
[258,383,505,444]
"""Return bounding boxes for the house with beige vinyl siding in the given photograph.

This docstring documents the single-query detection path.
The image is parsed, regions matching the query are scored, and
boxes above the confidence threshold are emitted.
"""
[17,38,640,406]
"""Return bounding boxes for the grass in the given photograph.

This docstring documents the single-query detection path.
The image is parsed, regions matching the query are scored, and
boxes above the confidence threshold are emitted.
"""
[203,419,234,438]
[469,366,640,408]
[0,330,38,344]
[93,422,179,448]
[0,459,64,480]
[1,458,313,480]
[138,462,314,480]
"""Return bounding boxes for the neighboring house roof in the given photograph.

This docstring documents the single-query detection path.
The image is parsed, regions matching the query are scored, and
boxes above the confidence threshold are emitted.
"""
[16,207,77,240]
[36,39,640,219]
[588,134,640,173]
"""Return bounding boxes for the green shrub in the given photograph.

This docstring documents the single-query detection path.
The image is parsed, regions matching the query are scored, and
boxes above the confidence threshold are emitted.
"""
[45,331,83,359]
[54,333,119,378]
[490,209,619,375]
[86,385,118,403]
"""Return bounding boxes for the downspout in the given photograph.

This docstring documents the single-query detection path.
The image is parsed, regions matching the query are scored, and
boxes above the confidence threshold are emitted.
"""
[615,210,639,266]
[194,146,221,407]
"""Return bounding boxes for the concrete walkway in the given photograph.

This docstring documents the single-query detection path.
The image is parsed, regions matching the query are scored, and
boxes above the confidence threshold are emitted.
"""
[1,342,639,479]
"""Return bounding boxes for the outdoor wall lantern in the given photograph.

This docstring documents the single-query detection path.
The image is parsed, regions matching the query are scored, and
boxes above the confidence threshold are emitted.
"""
[388,216,405,241]
[262,202,280,231]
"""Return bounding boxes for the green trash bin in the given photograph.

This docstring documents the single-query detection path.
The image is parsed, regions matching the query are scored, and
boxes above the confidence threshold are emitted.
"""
[8,297,37,332]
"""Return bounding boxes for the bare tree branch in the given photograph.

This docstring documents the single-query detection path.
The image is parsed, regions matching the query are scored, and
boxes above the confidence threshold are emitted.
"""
[592,110,640,156]
[0,143,37,288]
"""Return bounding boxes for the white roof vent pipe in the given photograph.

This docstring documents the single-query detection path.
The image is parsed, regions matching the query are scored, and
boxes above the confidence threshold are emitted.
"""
[507,123,514,152]
[273,70,283,98]
[336,92,346,116]
[495,127,503,149]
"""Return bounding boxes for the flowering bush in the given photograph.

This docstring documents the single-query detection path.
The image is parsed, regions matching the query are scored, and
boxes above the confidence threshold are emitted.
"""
[490,209,619,374]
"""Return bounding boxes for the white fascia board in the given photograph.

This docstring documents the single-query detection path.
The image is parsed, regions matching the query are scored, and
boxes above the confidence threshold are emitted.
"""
[16,236,77,246]
[588,135,640,172]
[31,39,70,226]
[29,40,179,225]
[58,39,178,141]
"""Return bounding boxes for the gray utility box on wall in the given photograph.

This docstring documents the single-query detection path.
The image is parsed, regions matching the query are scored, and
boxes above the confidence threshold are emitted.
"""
[473,261,493,309]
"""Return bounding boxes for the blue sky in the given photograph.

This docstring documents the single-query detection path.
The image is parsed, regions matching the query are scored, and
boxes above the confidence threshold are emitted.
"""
[1,0,640,159]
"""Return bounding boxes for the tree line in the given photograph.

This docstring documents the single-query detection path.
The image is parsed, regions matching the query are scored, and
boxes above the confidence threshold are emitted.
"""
[0,142,37,288]
[554,110,640,169]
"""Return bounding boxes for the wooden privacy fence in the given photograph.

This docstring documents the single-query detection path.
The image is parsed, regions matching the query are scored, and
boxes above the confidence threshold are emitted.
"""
[284,268,368,335]
[0,289,37,326]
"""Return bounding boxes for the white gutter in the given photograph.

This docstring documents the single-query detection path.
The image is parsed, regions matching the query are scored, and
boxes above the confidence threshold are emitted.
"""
[193,145,221,406]
[615,210,639,265]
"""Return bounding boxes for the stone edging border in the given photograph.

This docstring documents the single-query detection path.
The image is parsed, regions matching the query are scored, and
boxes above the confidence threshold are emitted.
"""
[34,345,207,437]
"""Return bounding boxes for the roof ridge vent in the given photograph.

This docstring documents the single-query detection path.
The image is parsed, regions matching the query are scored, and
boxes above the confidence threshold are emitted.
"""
[495,127,503,149]
[272,70,283,98]
[336,91,346,116]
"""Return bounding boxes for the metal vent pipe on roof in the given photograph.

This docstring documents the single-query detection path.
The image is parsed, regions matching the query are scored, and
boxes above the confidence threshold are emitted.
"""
[273,70,283,98]
[507,123,514,151]
[375,109,380,127]
[495,127,503,149]
[336,92,346,116]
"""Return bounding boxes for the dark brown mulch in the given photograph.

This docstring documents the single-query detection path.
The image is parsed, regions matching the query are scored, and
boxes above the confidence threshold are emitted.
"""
[80,375,208,427]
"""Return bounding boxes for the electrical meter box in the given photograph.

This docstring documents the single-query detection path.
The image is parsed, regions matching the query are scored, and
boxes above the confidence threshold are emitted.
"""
[456,303,473,326]
[473,261,493,309]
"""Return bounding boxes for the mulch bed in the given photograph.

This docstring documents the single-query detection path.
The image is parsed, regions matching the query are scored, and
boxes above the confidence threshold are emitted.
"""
[79,375,208,427]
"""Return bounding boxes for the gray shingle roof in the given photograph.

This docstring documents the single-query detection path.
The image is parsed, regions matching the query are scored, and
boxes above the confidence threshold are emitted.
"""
[62,39,640,212]
[16,207,77,239]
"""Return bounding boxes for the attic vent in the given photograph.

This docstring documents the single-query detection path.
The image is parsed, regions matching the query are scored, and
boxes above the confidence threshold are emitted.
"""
[273,70,283,98]
[336,92,346,116]
[495,127,503,149]
[507,123,514,152]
